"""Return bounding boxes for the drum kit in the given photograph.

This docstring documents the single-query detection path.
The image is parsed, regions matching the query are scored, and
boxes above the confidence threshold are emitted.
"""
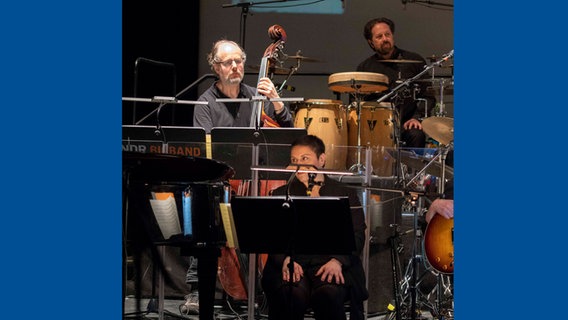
[248,49,455,183]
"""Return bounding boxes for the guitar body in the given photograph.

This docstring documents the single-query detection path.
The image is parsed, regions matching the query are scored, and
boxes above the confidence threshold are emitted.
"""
[424,215,454,273]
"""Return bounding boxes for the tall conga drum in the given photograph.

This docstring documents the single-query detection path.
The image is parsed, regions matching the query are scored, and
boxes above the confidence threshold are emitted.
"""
[292,99,348,170]
[347,101,396,176]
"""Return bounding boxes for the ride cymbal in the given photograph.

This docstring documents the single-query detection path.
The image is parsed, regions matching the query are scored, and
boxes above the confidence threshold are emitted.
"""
[247,64,292,75]
[380,59,423,63]
[285,54,322,62]
[422,117,454,145]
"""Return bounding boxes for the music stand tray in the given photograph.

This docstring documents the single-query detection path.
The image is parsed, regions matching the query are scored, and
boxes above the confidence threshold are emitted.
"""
[230,196,356,255]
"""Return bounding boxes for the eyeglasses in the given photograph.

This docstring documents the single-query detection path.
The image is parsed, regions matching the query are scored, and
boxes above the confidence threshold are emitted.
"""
[215,58,245,68]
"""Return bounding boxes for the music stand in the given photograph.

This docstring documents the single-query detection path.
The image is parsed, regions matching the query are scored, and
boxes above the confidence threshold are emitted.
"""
[230,195,356,254]
[230,195,356,319]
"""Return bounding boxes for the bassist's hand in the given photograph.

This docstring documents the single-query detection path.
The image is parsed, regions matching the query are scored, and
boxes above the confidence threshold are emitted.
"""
[257,77,284,113]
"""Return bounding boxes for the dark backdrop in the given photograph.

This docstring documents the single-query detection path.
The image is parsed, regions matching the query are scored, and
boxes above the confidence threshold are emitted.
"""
[123,0,200,126]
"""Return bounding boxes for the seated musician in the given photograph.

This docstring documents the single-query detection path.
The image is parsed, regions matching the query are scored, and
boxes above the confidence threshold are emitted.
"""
[356,17,433,148]
[182,38,294,315]
[261,134,368,320]
[193,39,294,133]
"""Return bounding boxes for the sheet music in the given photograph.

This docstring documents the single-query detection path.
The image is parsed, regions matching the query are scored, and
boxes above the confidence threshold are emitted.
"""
[149,196,181,239]
[219,203,239,249]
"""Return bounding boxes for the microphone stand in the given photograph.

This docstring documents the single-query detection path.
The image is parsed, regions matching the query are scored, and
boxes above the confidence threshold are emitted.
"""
[376,50,454,106]
[134,73,217,125]
[132,58,176,125]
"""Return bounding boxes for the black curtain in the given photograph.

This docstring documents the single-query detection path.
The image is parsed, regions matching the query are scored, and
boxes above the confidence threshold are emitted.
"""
[123,0,200,126]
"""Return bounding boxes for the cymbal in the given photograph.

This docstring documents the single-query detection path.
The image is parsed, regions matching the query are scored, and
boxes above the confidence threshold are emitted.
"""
[380,59,423,64]
[328,72,389,93]
[247,64,291,75]
[422,117,454,145]
[285,54,322,62]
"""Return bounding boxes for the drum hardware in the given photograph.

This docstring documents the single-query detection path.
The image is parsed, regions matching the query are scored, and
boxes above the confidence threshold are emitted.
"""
[347,101,397,177]
[328,72,390,174]
[415,78,453,116]
[372,50,453,182]
[401,193,428,320]
[381,59,425,80]
[378,50,454,108]
[424,52,454,115]
[387,189,454,320]
[249,50,318,95]
[400,152,454,181]
[283,50,322,63]
[403,145,452,196]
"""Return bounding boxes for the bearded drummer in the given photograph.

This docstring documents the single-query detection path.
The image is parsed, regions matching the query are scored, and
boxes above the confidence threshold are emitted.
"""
[356,17,434,149]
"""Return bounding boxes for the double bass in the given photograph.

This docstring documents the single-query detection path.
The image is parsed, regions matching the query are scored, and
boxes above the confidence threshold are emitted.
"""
[217,24,288,301]
[250,24,288,128]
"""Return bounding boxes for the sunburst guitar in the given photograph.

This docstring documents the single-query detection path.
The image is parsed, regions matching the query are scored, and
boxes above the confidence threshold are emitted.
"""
[424,215,454,274]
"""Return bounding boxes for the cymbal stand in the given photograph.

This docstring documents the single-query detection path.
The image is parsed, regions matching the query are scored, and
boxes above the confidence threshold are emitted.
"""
[409,194,424,320]
[403,144,451,192]
[433,78,451,118]
[386,192,429,320]
[276,57,299,95]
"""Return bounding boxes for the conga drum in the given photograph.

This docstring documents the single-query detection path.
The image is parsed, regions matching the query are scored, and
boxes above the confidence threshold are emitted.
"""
[347,101,396,176]
[293,99,348,170]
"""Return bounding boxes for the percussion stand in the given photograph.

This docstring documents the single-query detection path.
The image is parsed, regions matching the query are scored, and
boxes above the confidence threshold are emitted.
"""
[377,50,453,187]
[407,193,426,320]
[276,59,299,95]
[433,78,450,118]
[348,84,367,174]
[403,144,451,193]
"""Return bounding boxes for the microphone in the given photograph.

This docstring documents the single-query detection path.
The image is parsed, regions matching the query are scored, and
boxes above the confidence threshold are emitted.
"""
[307,173,316,196]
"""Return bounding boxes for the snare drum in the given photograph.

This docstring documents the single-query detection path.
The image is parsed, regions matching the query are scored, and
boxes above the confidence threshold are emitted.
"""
[293,99,348,170]
[347,101,395,176]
